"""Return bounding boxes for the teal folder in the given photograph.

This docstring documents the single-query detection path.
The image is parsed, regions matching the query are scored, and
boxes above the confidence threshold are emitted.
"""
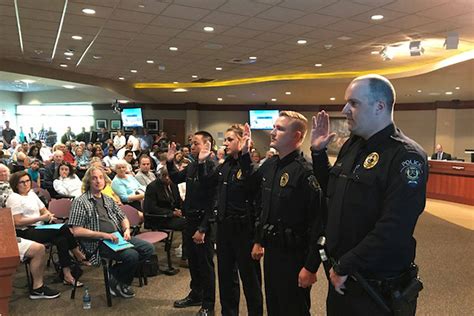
[103,232,134,252]
[35,223,64,230]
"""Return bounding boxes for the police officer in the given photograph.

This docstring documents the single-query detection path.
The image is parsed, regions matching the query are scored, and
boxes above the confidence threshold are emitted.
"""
[198,123,263,316]
[311,74,427,315]
[167,131,216,316]
[252,111,324,316]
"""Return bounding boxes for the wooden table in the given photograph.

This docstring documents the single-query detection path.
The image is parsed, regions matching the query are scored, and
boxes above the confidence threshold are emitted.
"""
[427,160,474,205]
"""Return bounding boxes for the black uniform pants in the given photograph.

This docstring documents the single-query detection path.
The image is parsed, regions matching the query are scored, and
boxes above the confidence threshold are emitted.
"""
[264,244,311,316]
[216,219,263,316]
[183,219,215,310]
[327,278,417,316]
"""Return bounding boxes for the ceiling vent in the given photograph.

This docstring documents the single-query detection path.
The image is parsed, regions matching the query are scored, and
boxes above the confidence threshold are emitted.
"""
[192,78,215,83]
[226,58,256,65]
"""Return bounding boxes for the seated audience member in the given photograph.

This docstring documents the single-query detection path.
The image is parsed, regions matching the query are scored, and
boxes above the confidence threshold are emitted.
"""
[27,159,41,188]
[143,168,185,231]
[113,130,126,151]
[28,145,43,162]
[123,150,137,174]
[135,155,156,186]
[88,160,121,204]
[259,148,276,166]
[58,143,76,166]
[6,171,88,286]
[250,150,261,165]
[8,139,18,156]
[0,166,59,300]
[70,166,154,298]
[42,150,64,196]
[216,147,226,164]
[89,157,113,177]
[11,152,29,172]
[53,162,82,197]
[103,146,119,169]
[111,160,145,213]
[128,129,141,154]
[90,146,104,160]
[35,140,51,162]
[117,141,134,160]
[74,146,89,179]
[431,144,452,160]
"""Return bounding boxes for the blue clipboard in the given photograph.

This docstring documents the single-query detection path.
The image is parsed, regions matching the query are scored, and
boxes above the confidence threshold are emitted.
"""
[102,232,134,252]
[35,223,64,230]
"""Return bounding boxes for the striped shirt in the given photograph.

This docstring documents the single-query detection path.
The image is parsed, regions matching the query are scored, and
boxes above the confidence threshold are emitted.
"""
[69,191,126,265]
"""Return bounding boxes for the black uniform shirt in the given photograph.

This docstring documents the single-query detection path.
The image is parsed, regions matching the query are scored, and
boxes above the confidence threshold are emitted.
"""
[313,124,427,278]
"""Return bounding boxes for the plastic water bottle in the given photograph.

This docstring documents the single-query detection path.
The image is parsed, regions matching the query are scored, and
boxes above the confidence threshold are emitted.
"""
[83,287,91,310]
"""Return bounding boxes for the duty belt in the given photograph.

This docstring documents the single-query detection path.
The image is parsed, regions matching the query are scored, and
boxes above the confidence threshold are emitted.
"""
[261,223,308,249]
[185,209,205,219]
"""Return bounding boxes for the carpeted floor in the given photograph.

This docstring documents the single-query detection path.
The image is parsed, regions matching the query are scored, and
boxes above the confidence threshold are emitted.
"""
[8,200,474,315]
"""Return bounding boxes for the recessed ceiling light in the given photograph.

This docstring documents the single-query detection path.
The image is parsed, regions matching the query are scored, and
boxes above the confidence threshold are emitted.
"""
[130,69,137,73]
[138,4,145,8]
[271,98,277,102]
[337,36,352,41]
[371,14,384,20]
[217,97,223,101]
[21,79,35,84]
[455,86,460,90]
[297,39,307,45]
[169,46,178,51]
[92,55,102,60]
[285,91,291,95]
[314,63,322,67]
[192,75,198,78]
[59,63,68,68]
[173,81,179,84]
[72,35,82,40]
[118,77,125,80]
[82,8,96,15]
[64,51,74,56]
[371,51,379,55]
[117,99,129,103]
[63,85,75,89]
[417,89,422,93]
[330,97,336,101]
[158,65,166,71]
[249,56,257,60]
[203,26,214,32]
[173,88,188,93]
[146,60,154,64]
[216,67,222,71]
[65,57,72,60]
[445,91,453,95]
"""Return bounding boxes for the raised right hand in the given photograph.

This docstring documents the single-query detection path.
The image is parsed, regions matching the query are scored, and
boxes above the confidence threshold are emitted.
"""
[167,142,177,161]
[198,141,212,162]
[311,111,337,151]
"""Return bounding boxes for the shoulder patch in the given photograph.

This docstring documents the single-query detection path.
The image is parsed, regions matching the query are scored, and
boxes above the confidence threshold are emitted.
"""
[400,159,424,188]
[307,174,321,192]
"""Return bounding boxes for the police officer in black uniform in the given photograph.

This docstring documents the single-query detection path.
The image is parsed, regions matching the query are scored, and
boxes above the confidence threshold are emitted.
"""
[198,123,263,316]
[252,111,324,316]
[167,131,216,316]
[311,74,427,315]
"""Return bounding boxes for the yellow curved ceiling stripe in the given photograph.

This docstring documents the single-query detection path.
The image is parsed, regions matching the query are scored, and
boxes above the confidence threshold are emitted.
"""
[134,48,474,89]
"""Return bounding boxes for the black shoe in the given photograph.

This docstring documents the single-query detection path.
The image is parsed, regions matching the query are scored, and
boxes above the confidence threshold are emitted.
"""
[173,295,202,308]
[29,285,61,300]
[115,283,135,299]
[196,308,214,316]
[120,284,135,297]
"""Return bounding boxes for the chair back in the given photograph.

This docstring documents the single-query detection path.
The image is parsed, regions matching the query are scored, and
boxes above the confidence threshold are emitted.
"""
[49,198,72,220]
[120,204,142,226]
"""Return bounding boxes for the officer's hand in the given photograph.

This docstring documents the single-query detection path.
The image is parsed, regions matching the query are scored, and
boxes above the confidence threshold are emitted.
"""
[167,142,177,161]
[298,267,317,288]
[241,123,252,155]
[192,231,205,244]
[251,243,264,260]
[198,141,212,162]
[329,267,348,295]
[311,111,337,151]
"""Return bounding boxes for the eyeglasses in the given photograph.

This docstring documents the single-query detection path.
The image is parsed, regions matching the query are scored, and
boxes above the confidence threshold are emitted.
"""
[18,179,31,185]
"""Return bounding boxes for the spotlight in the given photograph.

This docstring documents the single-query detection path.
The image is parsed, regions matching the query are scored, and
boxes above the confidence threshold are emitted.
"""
[380,46,394,61]
[444,32,459,50]
[409,41,424,56]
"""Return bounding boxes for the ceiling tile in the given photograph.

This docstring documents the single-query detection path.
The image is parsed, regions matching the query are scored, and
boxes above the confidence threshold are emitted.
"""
[19,7,63,22]
[384,0,451,14]
[355,24,399,37]
[206,35,244,45]
[382,14,435,29]
[150,16,195,29]
[161,4,211,21]
[218,0,271,16]
[279,0,339,12]
[238,39,273,49]
[302,29,343,40]
[238,17,283,31]
[21,19,59,31]
[99,29,137,40]
[117,0,169,14]
[417,2,474,19]
[293,13,340,27]
[411,20,464,34]
[141,25,182,37]
[0,4,14,16]
[256,6,306,22]
[351,8,407,24]
[317,1,373,18]
[252,32,292,43]
[173,0,226,10]
[271,23,314,36]
[109,9,156,24]
[202,11,249,26]
[187,22,231,34]
[66,2,115,18]
[62,23,100,35]
[325,19,372,32]
[69,0,120,8]
[222,27,262,39]
[66,13,104,27]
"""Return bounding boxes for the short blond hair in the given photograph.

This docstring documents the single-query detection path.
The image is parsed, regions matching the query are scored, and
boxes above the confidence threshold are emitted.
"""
[279,110,308,141]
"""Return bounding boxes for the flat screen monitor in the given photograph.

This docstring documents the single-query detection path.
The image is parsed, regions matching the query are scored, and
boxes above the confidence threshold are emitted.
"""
[249,110,279,130]
[121,108,143,127]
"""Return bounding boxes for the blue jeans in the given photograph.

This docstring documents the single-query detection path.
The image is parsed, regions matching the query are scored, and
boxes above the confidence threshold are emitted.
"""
[99,236,155,285]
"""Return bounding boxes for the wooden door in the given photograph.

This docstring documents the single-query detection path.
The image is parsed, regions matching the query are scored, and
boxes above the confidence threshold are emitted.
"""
[163,119,185,145]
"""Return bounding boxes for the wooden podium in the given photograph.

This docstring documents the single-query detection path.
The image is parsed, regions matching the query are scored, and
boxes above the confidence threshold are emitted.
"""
[0,208,20,316]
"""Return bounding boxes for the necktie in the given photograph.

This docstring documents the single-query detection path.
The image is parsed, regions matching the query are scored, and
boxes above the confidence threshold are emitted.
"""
[438,152,442,160]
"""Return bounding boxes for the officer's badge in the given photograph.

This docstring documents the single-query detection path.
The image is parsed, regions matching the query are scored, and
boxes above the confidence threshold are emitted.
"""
[236,169,242,180]
[363,152,379,169]
[400,159,423,188]
[307,175,320,191]
[280,172,289,187]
